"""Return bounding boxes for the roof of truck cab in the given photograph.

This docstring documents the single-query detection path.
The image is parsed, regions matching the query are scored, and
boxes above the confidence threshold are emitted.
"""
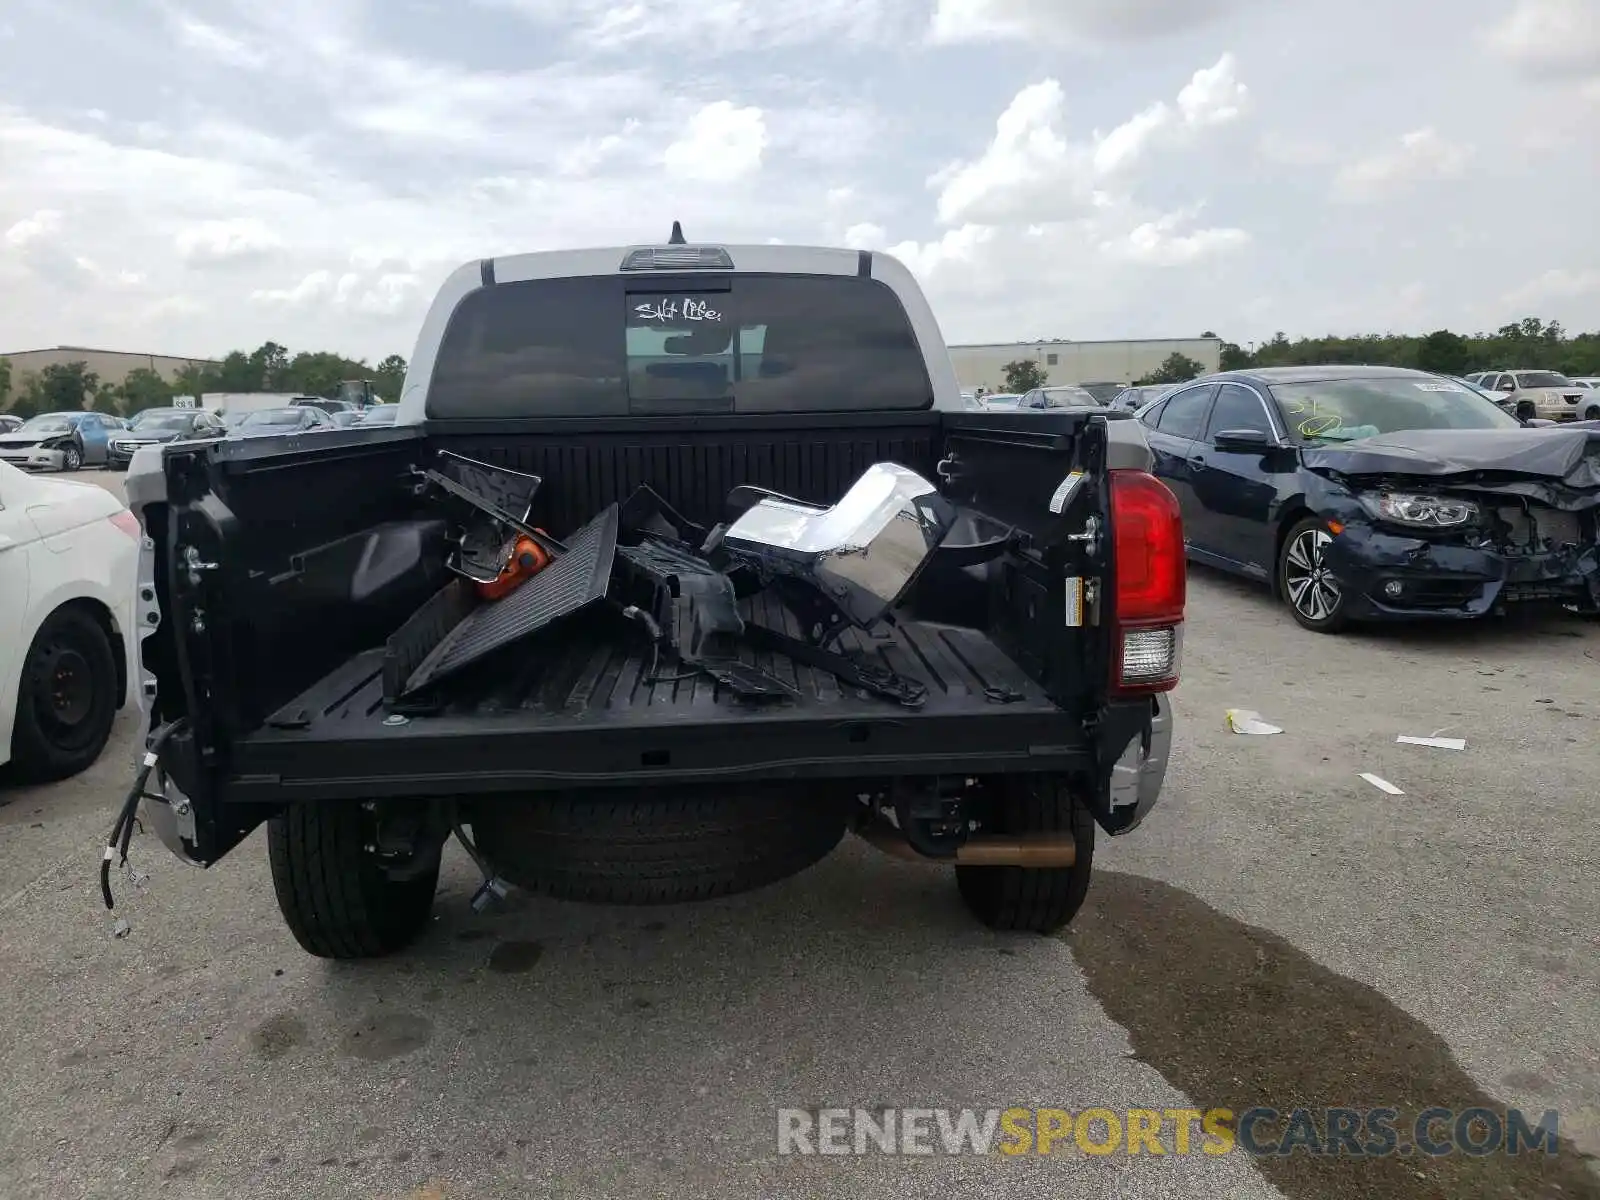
[394,242,960,424]
[494,242,869,280]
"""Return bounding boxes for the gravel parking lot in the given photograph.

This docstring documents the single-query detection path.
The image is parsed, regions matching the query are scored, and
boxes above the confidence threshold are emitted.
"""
[2,471,1597,1200]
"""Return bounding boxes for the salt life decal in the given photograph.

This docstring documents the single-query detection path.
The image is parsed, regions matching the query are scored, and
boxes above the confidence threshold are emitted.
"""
[634,297,723,323]
[1413,382,1464,391]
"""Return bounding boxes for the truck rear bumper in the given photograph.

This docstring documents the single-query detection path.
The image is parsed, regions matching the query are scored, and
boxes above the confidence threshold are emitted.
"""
[1104,692,1172,834]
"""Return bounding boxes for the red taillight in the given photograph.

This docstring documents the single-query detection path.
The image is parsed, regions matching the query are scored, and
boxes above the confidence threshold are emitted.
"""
[110,509,141,539]
[1109,469,1185,693]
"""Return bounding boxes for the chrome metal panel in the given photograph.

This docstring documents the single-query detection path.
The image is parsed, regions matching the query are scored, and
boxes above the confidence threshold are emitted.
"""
[722,462,958,633]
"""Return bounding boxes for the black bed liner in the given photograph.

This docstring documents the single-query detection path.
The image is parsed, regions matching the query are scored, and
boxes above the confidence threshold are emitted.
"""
[230,595,1088,801]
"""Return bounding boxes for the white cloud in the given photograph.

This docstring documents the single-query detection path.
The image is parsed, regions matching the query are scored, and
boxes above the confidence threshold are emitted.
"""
[71,258,146,288]
[174,218,282,265]
[933,54,1247,225]
[1177,53,1250,128]
[932,80,1086,225]
[662,102,767,182]
[878,55,1260,344]
[885,224,998,280]
[557,119,641,176]
[478,0,919,53]
[166,11,268,69]
[1481,0,1600,79]
[1255,131,1337,166]
[843,222,888,250]
[1503,267,1600,309]
[1105,210,1251,266]
[355,273,424,316]
[252,271,333,306]
[4,208,62,247]
[250,267,427,318]
[1,207,144,294]
[929,0,1250,44]
[1332,128,1473,202]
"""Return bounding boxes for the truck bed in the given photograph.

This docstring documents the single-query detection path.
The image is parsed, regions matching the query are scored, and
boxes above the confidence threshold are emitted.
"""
[229,595,1088,802]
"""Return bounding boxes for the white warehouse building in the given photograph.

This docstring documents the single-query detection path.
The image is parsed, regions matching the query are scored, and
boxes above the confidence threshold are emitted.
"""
[948,337,1223,393]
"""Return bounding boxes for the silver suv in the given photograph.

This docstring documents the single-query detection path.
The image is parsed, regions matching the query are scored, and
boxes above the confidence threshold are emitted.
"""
[1466,370,1591,421]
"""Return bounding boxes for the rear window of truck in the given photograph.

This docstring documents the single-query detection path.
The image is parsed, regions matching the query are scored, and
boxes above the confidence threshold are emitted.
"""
[426,272,934,418]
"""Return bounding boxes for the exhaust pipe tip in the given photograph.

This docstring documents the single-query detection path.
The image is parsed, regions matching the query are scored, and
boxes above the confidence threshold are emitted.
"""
[852,822,1076,869]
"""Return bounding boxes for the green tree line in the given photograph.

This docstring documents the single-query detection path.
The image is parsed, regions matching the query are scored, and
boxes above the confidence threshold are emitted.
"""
[1214,318,1600,378]
[0,342,409,419]
[1002,317,1600,394]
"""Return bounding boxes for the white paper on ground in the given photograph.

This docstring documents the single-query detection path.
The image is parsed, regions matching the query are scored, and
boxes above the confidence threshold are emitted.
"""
[1397,735,1466,750]
[1359,772,1404,795]
[1225,709,1283,735]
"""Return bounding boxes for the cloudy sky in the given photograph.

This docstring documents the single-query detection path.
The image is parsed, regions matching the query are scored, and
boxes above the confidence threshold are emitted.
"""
[1,0,1597,362]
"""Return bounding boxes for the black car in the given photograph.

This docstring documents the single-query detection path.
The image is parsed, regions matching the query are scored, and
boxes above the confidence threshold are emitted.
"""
[106,407,228,469]
[1140,365,1600,632]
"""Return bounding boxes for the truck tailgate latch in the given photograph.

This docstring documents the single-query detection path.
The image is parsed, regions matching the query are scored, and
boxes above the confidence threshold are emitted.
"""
[180,544,217,587]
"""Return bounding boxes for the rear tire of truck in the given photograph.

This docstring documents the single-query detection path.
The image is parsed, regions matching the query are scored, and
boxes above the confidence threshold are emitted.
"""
[268,804,439,959]
[466,787,851,905]
[956,776,1095,934]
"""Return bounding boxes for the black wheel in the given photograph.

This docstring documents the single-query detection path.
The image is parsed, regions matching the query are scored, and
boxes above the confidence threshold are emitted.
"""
[60,443,82,472]
[1278,516,1350,633]
[956,775,1095,934]
[1584,405,1600,422]
[466,786,852,905]
[268,804,440,959]
[8,606,120,782]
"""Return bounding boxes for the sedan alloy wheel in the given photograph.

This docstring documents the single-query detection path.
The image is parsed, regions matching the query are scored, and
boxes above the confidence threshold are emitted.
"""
[1280,518,1349,633]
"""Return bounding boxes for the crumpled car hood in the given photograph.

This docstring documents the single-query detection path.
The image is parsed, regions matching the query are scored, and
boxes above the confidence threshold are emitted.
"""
[0,433,50,447]
[1302,428,1600,487]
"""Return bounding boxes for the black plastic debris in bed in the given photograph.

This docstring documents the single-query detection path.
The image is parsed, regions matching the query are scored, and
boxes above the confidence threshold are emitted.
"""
[615,532,801,702]
[608,468,979,708]
[390,503,619,700]
[413,450,566,566]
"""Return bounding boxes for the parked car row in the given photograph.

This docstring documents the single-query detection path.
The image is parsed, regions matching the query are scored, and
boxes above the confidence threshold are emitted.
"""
[0,402,399,472]
[976,383,1176,413]
[1463,370,1595,421]
[968,370,1600,423]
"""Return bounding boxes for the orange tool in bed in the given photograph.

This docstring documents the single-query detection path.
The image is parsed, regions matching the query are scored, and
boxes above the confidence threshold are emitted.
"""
[475,533,553,601]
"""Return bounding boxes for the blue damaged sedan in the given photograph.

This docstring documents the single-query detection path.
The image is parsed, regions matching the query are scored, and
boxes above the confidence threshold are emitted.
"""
[1138,364,1600,632]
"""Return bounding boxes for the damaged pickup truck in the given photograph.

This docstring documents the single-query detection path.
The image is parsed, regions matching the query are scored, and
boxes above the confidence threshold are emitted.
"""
[112,235,1185,959]
[1140,364,1600,633]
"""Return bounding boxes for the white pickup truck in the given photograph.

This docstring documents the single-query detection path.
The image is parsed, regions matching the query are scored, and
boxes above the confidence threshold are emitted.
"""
[122,234,1184,959]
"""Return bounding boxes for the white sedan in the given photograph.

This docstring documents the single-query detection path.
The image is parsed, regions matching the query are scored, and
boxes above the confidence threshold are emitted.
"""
[0,462,139,781]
